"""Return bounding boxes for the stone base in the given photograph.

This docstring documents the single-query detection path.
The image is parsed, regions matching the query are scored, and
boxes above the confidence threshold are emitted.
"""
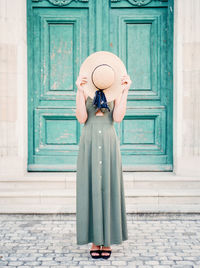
[0,172,200,213]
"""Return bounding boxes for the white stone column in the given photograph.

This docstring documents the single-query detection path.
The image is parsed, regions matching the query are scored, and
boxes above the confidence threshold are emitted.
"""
[174,0,200,176]
[0,0,28,176]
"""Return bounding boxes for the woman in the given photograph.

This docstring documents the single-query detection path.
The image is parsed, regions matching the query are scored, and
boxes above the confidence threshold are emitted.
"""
[75,70,132,259]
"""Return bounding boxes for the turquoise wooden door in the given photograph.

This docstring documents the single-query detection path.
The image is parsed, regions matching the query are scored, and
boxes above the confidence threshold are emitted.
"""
[27,0,173,171]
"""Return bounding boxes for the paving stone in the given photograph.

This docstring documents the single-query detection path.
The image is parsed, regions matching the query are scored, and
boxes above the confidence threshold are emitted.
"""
[6,262,24,266]
[0,214,200,267]
[111,261,127,265]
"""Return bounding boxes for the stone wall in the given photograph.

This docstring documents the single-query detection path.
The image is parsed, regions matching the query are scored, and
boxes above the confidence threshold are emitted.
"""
[174,0,200,175]
[0,0,27,176]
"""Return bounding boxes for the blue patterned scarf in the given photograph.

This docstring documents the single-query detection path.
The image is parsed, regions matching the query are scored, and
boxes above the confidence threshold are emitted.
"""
[92,89,110,112]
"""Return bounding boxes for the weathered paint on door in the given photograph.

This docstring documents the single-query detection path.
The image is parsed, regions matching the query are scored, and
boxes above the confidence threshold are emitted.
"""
[27,0,173,171]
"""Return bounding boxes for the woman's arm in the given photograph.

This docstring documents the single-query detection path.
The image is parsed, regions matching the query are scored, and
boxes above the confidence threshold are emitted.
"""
[113,75,132,123]
[75,90,88,124]
[75,75,88,124]
[113,90,128,123]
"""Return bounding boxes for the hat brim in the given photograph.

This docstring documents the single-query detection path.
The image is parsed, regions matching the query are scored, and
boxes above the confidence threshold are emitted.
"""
[79,51,127,102]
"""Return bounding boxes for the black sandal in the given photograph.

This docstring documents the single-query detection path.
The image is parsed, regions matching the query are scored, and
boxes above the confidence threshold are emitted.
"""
[90,249,101,259]
[100,249,112,259]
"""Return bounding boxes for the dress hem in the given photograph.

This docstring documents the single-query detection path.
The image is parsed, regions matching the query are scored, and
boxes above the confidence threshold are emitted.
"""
[76,237,128,247]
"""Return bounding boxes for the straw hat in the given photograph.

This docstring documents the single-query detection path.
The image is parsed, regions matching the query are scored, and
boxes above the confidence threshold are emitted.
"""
[79,51,127,102]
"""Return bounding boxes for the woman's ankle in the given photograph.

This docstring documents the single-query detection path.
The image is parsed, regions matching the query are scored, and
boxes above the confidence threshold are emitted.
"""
[102,245,111,249]
[91,243,100,248]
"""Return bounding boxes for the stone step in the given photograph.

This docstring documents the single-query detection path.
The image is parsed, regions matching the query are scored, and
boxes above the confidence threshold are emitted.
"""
[1,172,200,213]
[0,187,200,213]
[1,172,200,190]
[1,188,200,197]
[1,203,200,213]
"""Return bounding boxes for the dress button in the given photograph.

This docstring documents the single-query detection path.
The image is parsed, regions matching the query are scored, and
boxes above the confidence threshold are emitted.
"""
[99,146,101,149]
[98,130,102,134]
[99,161,102,164]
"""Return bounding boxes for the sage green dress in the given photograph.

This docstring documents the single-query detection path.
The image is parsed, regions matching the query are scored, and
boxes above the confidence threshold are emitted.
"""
[76,96,128,247]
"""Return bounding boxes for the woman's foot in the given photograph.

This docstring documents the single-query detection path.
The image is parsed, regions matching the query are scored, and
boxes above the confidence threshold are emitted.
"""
[101,245,112,258]
[90,243,101,258]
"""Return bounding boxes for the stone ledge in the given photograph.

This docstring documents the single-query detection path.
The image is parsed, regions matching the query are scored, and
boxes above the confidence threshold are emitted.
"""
[0,188,200,197]
[0,172,200,181]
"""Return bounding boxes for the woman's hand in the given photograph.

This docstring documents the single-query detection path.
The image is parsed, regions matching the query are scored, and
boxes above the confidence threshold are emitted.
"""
[76,75,88,92]
[121,74,132,93]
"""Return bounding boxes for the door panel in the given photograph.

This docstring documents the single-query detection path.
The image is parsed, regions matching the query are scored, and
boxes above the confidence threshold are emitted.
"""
[28,3,89,170]
[109,2,173,170]
[27,0,173,171]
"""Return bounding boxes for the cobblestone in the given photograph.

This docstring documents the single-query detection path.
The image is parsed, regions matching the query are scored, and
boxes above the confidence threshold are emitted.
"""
[0,213,200,267]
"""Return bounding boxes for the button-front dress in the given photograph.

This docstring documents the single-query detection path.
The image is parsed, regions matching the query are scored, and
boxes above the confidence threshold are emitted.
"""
[76,95,128,247]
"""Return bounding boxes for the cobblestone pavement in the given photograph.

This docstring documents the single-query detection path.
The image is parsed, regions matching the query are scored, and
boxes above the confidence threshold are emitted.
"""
[0,213,200,268]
